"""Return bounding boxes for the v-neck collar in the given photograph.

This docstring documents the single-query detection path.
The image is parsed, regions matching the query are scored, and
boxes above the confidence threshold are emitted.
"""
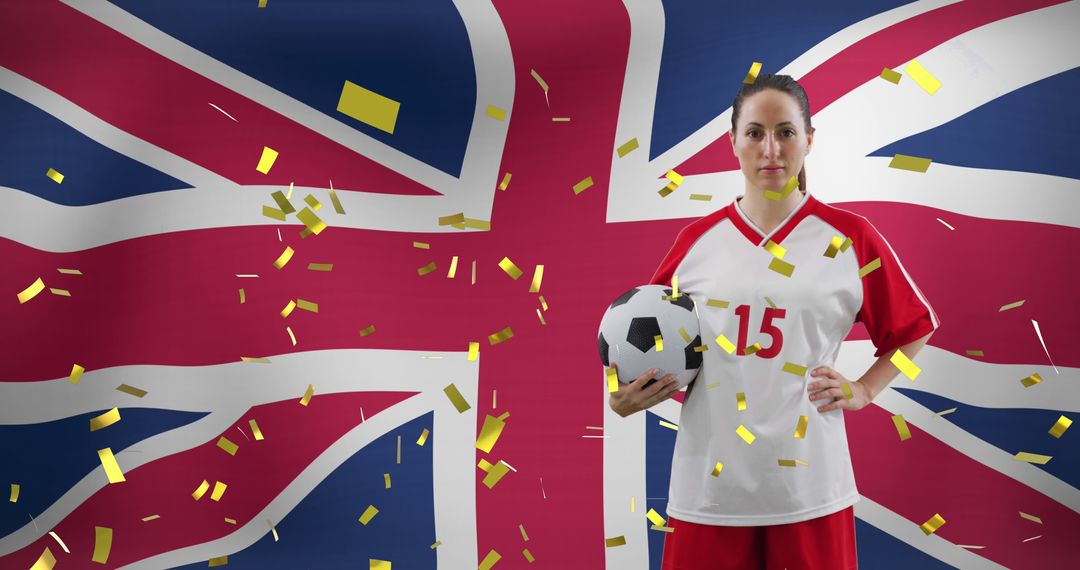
[727,192,818,247]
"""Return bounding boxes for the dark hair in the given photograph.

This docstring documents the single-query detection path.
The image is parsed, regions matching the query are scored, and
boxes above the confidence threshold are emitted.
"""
[731,74,814,192]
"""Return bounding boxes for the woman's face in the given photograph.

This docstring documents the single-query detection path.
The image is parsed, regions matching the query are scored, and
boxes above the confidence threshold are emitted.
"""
[729,89,814,194]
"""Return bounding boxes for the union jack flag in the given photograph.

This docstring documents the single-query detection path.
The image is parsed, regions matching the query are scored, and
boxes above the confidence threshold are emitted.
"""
[1,0,1076,568]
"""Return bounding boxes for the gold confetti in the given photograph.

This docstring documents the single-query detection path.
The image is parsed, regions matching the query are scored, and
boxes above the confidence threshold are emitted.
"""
[224,518,236,525]
[413,241,430,250]
[438,213,465,226]
[606,367,619,393]
[522,548,535,563]
[328,187,345,214]
[965,350,984,357]
[824,236,845,258]
[499,257,524,280]
[270,190,295,214]
[56,268,82,275]
[653,335,664,352]
[904,59,941,95]
[888,154,933,173]
[249,419,264,441]
[778,459,799,467]
[539,295,548,311]
[764,296,777,309]
[519,524,530,541]
[430,541,442,549]
[711,462,723,477]
[479,550,502,570]
[299,384,315,406]
[296,299,318,313]
[238,288,246,304]
[934,407,957,416]
[304,193,322,211]
[210,481,227,501]
[43,167,67,184]
[1021,373,1042,388]
[572,176,594,195]
[17,277,46,304]
[337,80,400,133]
[605,536,627,548]
[217,437,239,456]
[736,424,756,445]
[92,527,113,564]
[892,415,912,441]
[98,448,126,483]
[384,473,392,489]
[879,67,902,84]
[659,420,679,431]
[482,461,511,488]
[999,299,1025,312]
[715,334,736,354]
[677,328,692,344]
[617,138,639,157]
[768,257,795,277]
[359,505,379,525]
[706,299,729,308]
[764,240,787,259]
[416,428,430,446]
[743,342,762,355]
[267,520,279,541]
[736,392,747,411]
[885,349,921,381]
[693,345,708,353]
[764,176,799,201]
[794,415,808,439]
[280,300,297,318]
[9,483,19,503]
[463,218,491,231]
[743,61,763,84]
[478,459,493,472]
[255,146,279,174]
[782,362,808,377]
[529,265,544,293]
[476,415,507,453]
[116,384,147,397]
[498,172,512,191]
[1019,511,1043,524]
[370,560,391,570]
[689,194,713,201]
[444,383,471,413]
[208,556,229,567]
[657,181,678,198]
[1014,452,1052,464]
[141,515,160,522]
[69,363,85,385]
[920,513,946,535]
[90,408,121,432]
[30,547,56,570]
[485,105,507,121]
[841,382,854,399]
[296,207,327,236]
[48,288,70,296]
[359,325,376,337]
[262,205,286,221]
[273,246,295,269]
[552,117,571,122]
[488,326,514,345]
[192,480,210,500]
[858,257,882,278]
[417,262,438,276]
[840,237,853,252]
[1049,415,1072,438]
[665,170,684,187]
[471,259,477,284]
[651,525,674,533]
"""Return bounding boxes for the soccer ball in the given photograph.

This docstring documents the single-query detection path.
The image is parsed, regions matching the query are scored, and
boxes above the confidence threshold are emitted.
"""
[597,285,703,389]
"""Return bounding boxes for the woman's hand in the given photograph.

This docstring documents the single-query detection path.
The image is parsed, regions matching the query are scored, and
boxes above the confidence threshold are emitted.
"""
[808,366,872,413]
[608,366,681,418]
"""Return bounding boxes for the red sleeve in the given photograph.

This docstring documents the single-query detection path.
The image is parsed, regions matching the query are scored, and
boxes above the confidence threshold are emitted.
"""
[648,209,731,286]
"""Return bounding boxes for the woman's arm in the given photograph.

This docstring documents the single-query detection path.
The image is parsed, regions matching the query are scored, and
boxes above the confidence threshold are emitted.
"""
[808,331,934,413]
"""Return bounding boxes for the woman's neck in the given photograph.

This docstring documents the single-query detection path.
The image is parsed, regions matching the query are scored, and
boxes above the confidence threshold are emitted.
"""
[737,183,805,236]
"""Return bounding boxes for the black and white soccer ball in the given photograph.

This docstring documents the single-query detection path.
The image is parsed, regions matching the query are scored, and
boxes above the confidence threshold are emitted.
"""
[597,285,703,389]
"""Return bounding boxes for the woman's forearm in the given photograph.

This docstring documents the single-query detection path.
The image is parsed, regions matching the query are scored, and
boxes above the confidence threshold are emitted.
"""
[856,332,934,401]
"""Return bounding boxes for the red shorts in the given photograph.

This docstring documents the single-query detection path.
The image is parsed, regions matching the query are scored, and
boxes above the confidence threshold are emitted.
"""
[661,507,857,570]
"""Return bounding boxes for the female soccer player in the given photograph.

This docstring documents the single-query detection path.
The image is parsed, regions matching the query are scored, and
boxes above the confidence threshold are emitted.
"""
[608,74,939,569]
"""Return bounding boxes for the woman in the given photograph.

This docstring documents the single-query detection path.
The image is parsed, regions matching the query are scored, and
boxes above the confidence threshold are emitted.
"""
[609,74,939,569]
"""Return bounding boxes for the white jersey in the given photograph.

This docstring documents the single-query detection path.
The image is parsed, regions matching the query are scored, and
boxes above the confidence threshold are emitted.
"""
[650,192,938,526]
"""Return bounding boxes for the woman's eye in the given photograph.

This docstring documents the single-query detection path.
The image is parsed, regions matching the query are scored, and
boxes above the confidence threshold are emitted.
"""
[747,130,760,138]
[783,129,796,137]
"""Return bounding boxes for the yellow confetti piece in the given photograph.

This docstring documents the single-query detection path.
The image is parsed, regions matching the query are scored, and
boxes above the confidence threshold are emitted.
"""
[890,349,922,380]
[892,414,912,441]
[605,536,627,548]
[764,176,799,201]
[192,480,210,500]
[280,300,297,318]
[370,560,391,570]
[224,517,237,525]
[934,408,957,417]
[1014,452,1052,464]
[651,525,674,533]
[485,105,507,121]
[763,296,777,309]
[606,367,619,393]
[616,138,639,157]
[693,345,708,353]
[383,473,392,489]
[68,363,85,385]
[1049,415,1072,438]
[788,417,807,441]
[646,508,666,527]
[358,505,379,525]
[711,462,723,477]
[716,334,736,354]
[412,242,431,250]
[208,556,229,567]
[920,513,946,535]
[965,350,984,357]
[522,548,535,563]
[478,459,493,472]
[17,277,45,304]
[488,326,514,345]
[337,80,401,134]
[519,523,530,541]
[328,187,345,214]
[9,483,19,503]
[116,384,147,397]
[299,384,315,406]
[840,237,853,252]
[572,176,595,195]
[778,459,798,467]
[255,146,279,174]
[462,218,491,231]
[858,257,882,278]
[98,448,126,483]
[743,342,762,355]
[273,246,294,269]
[217,436,239,456]
[413,428,431,447]
[49,288,70,296]
[91,527,113,564]
[438,212,465,226]
[482,461,511,488]
[270,190,295,214]
[296,207,327,236]
[238,288,246,304]
[665,170,684,187]
[841,382,854,399]
[529,265,544,293]
[552,117,571,122]
[56,268,82,276]
[303,193,322,211]
[443,383,471,413]
[1019,511,1043,524]
[476,415,507,453]
[417,262,439,276]
[262,205,286,221]
[90,408,121,432]
[904,59,941,95]
[30,547,56,570]
[888,154,933,173]
[764,240,787,259]
[471,260,477,284]
[530,68,549,93]
[359,325,376,337]
[539,295,548,311]
[768,257,795,277]
[479,550,502,570]
[736,392,747,411]
[45,167,65,184]
[659,420,679,431]
[267,520,279,541]
[653,334,664,352]
[430,541,442,549]
[782,362,808,377]
[743,61,763,84]
[1020,373,1042,388]
[736,424,756,445]
[999,299,1025,312]
[498,172,512,191]
[676,328,692,344]
[296,299,318,313]
[824,236,844,258]
[141,515,160,522]
[657,181,678,198]
[210,481,228,502]
[249,419,264,441]
[499,257,523,280]
[706,299,730,309]
[880,67,902,84]
[689,193,713,201]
